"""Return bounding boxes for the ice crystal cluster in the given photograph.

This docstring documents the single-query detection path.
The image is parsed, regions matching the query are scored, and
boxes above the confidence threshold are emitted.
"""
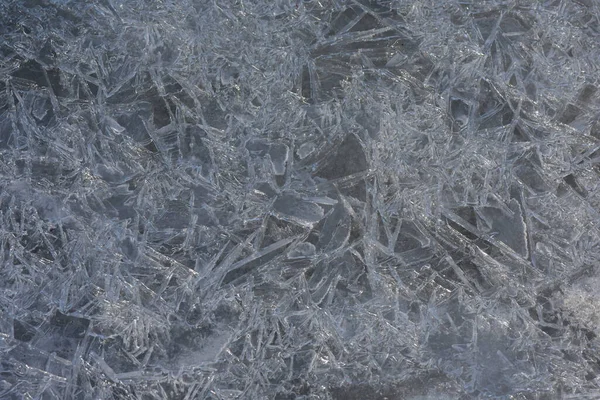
[2,0,600,399]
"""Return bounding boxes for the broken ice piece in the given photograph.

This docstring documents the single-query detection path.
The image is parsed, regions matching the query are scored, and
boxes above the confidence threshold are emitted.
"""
[269,143,289,175]
[254,182,277,198]
[245,139,270,156]
[273,194,324,226]
[476,199,528,257]
[297,142,316,159]
[104,116,125,135]
[216,390,243,399]
[304,196,338,205]
[31,95,50,120]
[318,202,351,251]
[287,242,316,259]
[385,52,407,68]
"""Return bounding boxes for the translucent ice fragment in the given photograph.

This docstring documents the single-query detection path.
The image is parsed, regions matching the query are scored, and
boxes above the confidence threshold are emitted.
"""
[96,164,124,183]
[104,116,125,135]
[90,352,118,382]
[229,237,296,271]
[304,196,338,205]
[287,242,316,259]
[273,194,324,226]
[245,139,270,156]
[219,64,239,86]
[450,97,470,131]
[31,96,50,120]
[176,332,233,365]
[297,142,316,159]
[477,199,528,257]
[217,390,243,399]
[317,134,367,180]
[254,182,277,198]
[319,202,351,251]
[269,143,289,175]
[386,52,407,68]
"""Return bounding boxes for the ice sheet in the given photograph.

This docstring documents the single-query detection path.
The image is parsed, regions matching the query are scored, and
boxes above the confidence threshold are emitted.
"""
[2,0,600,398]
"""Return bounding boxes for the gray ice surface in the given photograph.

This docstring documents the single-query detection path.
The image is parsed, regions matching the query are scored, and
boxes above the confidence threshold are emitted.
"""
[2,0,600,399]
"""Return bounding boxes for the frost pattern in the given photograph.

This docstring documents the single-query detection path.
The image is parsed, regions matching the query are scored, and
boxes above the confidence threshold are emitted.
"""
[1,0,600,399]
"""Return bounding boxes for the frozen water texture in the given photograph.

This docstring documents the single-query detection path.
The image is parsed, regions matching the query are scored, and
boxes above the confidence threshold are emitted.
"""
[1,0,600,399]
